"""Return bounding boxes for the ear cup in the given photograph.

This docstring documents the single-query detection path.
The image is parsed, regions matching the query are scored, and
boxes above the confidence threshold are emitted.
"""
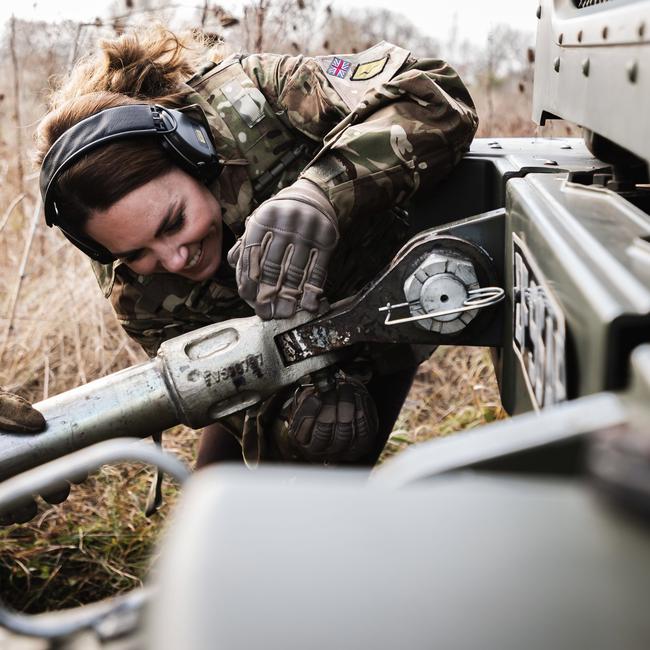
[162,106,222,184]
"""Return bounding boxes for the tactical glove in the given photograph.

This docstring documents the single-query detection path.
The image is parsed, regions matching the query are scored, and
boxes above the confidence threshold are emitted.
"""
[277,373,378,463]
[227,179,339,319]
[0,388,46,434]
[0,389,45,526]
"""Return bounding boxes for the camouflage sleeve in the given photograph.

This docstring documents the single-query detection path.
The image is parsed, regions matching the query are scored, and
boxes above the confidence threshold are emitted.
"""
[241,47,479,230]
[240,52,349,142]
[110,283,210,358]
[114,311,197,359]
[107,269,250,358]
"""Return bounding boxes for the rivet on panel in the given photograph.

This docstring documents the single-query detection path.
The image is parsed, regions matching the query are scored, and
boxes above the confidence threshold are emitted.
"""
[577,30,583,43]
[639,23,646,39]
[582,58,590,77]
[558,32,564,45]
[554,57,561,73]
[627,60,639,83]
[602,26,608,40]
[536,4,542,19]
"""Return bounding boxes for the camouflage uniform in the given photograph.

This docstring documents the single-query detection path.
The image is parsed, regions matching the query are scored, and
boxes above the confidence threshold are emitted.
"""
[91,42,478,450]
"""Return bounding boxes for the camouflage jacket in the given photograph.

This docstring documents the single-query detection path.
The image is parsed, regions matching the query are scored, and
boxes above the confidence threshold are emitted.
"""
[92,42,479,358]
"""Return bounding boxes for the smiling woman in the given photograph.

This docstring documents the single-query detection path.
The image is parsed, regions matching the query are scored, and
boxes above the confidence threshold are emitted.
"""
[86,168,223,280]
[34,24,479,468]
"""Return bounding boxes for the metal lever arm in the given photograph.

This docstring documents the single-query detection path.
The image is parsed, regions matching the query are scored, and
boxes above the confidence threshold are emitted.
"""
[277,210,506,364]
[0,312,340,483]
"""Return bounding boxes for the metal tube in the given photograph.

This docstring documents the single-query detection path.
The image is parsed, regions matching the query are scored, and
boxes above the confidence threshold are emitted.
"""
[0,314,339,483]
[0,359,177,482]
[0,439,191,513]
[0,584,151,641]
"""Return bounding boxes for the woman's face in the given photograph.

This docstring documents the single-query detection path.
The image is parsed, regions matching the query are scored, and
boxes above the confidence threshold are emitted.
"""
[85,168,223,281]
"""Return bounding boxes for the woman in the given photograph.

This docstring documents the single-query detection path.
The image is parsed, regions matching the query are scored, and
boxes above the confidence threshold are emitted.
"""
[35,26,478,467]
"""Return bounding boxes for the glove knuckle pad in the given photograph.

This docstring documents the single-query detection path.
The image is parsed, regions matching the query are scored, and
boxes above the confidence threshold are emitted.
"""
[283,378,379,463]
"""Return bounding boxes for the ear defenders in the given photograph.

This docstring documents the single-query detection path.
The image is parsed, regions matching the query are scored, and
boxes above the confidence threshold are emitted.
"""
[39,103,223,264]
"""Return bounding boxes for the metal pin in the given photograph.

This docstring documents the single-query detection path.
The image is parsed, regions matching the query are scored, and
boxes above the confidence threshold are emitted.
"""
[378,288,505,327]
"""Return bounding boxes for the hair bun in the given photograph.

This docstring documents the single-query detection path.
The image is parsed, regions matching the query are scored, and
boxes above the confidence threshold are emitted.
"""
[101,25,198,99]
[36,24,214,166]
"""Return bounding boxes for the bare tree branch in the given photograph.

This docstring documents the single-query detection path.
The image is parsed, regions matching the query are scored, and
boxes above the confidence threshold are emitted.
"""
[1,196,43,355]
[0,193,26,234]
[9,16,25,196]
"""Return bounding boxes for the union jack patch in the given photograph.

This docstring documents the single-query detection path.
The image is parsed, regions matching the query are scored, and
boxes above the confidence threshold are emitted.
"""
[327,57,351,79]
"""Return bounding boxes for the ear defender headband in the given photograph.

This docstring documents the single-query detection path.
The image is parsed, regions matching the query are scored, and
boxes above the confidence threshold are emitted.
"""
[39,104,223,264]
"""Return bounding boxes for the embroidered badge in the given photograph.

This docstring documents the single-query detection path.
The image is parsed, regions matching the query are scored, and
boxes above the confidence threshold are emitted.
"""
[351,56,389,81]
[327,57,352,79]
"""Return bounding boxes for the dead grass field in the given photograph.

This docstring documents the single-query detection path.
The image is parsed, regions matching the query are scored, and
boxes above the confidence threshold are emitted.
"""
[0,36,571,612]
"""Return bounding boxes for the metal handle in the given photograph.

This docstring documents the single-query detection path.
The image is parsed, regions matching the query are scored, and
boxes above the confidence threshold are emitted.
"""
[0,440,190,641]
[378,287,505,327]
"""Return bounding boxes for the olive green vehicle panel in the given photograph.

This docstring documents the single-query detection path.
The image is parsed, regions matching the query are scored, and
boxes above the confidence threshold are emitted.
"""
[151,467,650,650]
[533,0,650,166]
[409,137,618,415]
[502,172,650,413]
[408,133,650,415]
[407,136,603,233]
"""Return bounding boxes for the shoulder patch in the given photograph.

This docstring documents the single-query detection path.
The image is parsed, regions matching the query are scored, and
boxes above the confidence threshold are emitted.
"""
[315,41,411,111]
[351,56,388,81]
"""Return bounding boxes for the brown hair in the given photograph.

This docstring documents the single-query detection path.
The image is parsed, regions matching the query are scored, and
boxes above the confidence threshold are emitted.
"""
[34,25,221,231]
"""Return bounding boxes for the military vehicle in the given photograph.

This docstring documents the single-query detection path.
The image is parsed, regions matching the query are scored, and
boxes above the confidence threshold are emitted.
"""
[1,0,649,647]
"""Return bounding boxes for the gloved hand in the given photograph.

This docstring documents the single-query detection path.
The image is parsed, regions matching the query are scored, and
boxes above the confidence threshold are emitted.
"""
[276,373,379,463]
[0,388,46,433]
[227,179,339,319]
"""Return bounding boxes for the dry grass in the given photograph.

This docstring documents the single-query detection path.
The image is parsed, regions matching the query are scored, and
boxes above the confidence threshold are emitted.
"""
[472,82,581,139]
[0,427,196,613]
[0,205,147,400]
[380,347,505,461]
